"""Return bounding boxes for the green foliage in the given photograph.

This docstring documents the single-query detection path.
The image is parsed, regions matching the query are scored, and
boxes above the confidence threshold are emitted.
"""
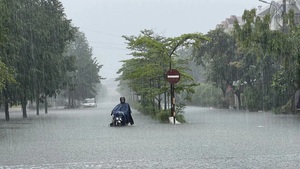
[155,109,186,123]
[175,114,186,123]
[155,110,170,123]
[192,28,240,107]
[232,8,299,112]
[136,102,158,117]
[190,8,299,112]
[63,30,103,102]
[175,103,186,114]
[0,0,101,119]
[0,1,16,91]
[272,99,293,114]
[118,29,208,118]
[0,61,16,91]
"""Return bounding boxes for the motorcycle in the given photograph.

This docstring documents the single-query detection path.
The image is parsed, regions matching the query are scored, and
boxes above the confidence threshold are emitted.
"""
[110,111,127,127]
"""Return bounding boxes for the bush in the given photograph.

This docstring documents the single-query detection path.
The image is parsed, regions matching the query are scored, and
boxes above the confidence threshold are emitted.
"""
[273,98,293,114]
[134,102,158,117]
[155,110,170,123]
[155,108,186,123]
[132,99,187,123]
[175,113,186,123]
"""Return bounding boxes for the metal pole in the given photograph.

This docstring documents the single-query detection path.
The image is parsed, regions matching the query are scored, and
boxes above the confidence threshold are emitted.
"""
[282,0,287,33]
[169,52,175,124]
[259,0,287,33]
[171,83,175,124]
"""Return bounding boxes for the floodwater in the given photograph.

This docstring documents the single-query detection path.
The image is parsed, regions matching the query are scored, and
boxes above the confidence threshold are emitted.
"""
[0,103,300,168]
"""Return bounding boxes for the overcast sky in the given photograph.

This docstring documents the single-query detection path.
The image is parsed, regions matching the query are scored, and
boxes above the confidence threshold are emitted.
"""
[59,0,265,80]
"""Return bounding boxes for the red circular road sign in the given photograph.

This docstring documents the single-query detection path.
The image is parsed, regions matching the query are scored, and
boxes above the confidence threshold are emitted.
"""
[166,69,180,84]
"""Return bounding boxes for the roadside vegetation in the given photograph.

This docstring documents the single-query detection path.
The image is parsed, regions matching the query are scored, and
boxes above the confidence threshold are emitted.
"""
[0,0,103,121]
[1,1,299,122]
[117,9,300,123]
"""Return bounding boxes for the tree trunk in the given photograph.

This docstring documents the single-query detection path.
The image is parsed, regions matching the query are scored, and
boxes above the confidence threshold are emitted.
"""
[221,87,227,108]
[67,91,71,109]
[71,98,74,108]
[164,92,167,110]
[295,90,300,111]
[158,95,161,111]
[45,95,48,114]
[21,98,27,118]
[3,90,10,121]
[297,52,300,90]
[236,92,241,110]
[4,99,9,121]
[36,94,40,115]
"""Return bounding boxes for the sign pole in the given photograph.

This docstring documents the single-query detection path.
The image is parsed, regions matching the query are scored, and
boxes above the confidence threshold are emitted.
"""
[171,83,175,124]
[166,69,180,124]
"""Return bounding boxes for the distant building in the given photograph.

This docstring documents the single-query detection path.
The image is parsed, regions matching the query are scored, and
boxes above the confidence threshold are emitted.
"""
[216,15,245,33]
[217,1,300,32]
[257,0,300,30]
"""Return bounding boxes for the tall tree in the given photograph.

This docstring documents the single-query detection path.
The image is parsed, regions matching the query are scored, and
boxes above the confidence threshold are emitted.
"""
[34,0,75,114]
[63,30,102,108]
[0,0,75,120]
[0,0,17,92]
[233,9,299,111]
[0,0,28,120]
[119,30,208,114]
[193,28,239,108]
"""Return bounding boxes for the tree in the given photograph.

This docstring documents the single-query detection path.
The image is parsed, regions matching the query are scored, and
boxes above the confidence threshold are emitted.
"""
[118,29,208,115]
[0,0,75,120]
[233,9,299,112]
[193,28,240,108]
[63,30,103,108]
[39,0,72,113]
[0,0,28,120]
[0,0,17,92]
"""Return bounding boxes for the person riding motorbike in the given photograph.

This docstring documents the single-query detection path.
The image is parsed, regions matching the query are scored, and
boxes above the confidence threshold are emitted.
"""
[110,97,134,126]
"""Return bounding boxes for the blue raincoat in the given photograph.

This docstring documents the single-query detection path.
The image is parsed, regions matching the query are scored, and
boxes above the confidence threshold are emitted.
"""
[111,103,134,125]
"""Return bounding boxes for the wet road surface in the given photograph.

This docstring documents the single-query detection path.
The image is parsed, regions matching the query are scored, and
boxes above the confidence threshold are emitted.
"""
[1,102,300,168]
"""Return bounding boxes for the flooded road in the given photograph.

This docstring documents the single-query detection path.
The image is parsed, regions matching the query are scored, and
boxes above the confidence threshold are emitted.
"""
[0,103,300,168]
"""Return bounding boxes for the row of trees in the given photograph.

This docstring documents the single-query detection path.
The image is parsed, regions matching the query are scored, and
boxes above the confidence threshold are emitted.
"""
[63,31,103,108]
[0,0,102,120]
[118,8,299,119]
[192,9,299,112]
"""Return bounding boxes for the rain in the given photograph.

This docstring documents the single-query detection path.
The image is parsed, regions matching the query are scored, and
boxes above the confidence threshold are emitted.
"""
[0,0,300,168]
